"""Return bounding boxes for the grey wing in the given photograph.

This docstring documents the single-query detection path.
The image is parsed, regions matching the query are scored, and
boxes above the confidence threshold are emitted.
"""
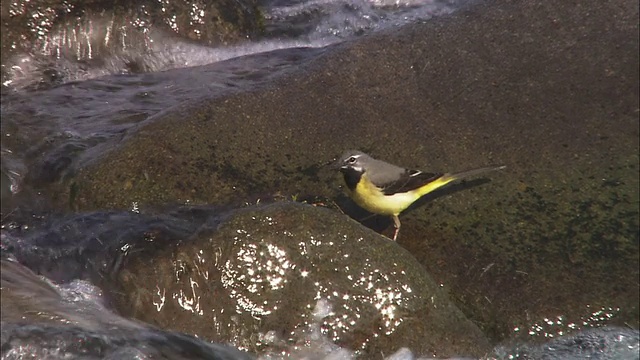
[365,159,409,187]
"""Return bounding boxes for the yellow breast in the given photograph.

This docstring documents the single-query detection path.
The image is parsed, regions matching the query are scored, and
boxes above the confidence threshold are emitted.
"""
[350,174,422,216]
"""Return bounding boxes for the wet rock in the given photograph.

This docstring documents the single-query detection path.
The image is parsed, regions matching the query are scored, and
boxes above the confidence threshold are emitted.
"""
[100,202,491,358]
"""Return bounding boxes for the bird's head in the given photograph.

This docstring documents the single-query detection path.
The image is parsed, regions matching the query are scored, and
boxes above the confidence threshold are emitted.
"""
[333,150,371,173]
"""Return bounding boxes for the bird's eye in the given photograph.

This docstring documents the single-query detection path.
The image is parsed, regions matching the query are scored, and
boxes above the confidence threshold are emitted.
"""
[348,156,357,163]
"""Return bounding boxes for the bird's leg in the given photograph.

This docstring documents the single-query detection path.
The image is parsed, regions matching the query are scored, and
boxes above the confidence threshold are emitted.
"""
[391,215,401,241]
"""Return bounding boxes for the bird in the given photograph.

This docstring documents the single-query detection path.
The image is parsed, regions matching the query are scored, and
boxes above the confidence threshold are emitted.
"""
[334,150,505,241]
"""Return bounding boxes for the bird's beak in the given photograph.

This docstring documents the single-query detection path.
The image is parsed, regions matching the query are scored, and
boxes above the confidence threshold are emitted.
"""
[325,156,343,170]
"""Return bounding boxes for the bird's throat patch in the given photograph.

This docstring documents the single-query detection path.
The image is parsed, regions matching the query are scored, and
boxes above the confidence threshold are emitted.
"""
[341,168,363,191]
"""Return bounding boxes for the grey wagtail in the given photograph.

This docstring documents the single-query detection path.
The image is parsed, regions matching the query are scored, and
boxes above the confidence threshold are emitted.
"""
[334,150,505,241]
